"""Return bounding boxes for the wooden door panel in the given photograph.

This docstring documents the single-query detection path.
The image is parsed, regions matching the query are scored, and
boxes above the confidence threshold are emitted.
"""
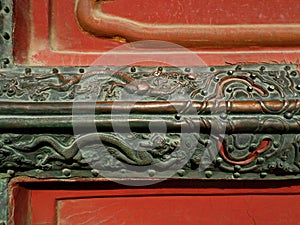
[57,195,300,225]
[10,180,300,225]
[1,1,300,225]
[76,0,300,47]
[13,0,300,66]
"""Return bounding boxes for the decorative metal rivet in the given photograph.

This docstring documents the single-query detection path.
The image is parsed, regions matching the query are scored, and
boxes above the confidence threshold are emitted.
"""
[205,170,213,178]
[268,85,275,91]
[234,165,241,171]
[226,87,232,93]
[158,67,163,72]
[213,76,219,82]
[210,67,215,72]
[216,157,223,164]
[25,68,31,74]
[175,114,181,120]
[284,112,293,119]
[3,32,10,40]
[284,65,291,71]
[273,142,279,148]
[290,71,298,76]
[52,68,59,73]
[79,68,85,73]
[296,84,300,90]
[235,65,242,71]
[120,169,126,173]
[62,168,71,176]
[257,157,265,164]
[148,169,156,177]
[4,6,10,13]
[227,70,234,75]
[177,169,185,177]
[249,144,257,152]
[250,73,257,79]
[201,90,207,96]
[220,113,227,119]
[105,67,111,70]
[130,66,136,73]
[233,172,240,178]
[247,86,253,92]
[260,172,268,178]
[2,58,9,64]
[184,67,191,72]
[260,66,265,71]
[91,169,99,177]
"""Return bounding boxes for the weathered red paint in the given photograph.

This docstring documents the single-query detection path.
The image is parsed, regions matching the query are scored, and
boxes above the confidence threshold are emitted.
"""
[219,138,272,165]
[76,0,300,47]
[10,178,300,225]
[13,0,300,66]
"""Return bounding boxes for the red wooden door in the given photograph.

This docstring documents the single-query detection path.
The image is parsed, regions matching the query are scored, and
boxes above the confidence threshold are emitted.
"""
[8,0,300,224]
[11,179,300,225]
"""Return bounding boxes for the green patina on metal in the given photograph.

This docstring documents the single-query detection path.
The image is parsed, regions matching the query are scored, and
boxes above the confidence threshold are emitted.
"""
[0,178,8,225]
[0,64,298,180]
[1,0,300,223]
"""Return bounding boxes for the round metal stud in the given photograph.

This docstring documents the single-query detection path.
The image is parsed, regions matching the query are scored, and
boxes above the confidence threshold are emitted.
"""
[62,168,71,176]
[25,68,31,74]
[260,172,268,178]
[52,68,59,73]
[205,170,213,178]
[91,169,99,177]
[130,66,136,73]
[227,70,234,75]
[290,71,298,76]
[284,112,293,119]
[260,66,265,71]
[234,165,241,171]
[247,86,253,92]
[226,87,233,93]
[257,157,265,164]
[184,67,191,72]
[235,65,242,71]
[250,73,257,79]
[201,90,207,96]
[148,169,156,177]
[216,157,223,164]
[2,58,9,64]
[177,169,185,177]
[233,172,240,178]
[268,85,275,91]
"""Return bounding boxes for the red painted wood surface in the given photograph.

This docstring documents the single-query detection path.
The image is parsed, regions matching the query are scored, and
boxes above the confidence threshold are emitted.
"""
[9,178,300,225]
[13,0,300,66]
[76,0,300,47]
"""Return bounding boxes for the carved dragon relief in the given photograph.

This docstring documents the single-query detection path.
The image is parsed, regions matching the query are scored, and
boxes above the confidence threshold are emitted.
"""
[0,65,299,103]
[0,64,299,179]
[0,132,299,179]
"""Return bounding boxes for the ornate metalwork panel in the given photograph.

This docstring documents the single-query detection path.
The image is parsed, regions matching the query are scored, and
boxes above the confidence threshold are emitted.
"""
[1,0,300,224]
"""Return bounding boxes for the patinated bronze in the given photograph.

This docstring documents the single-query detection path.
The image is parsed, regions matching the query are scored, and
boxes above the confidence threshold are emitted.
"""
[1,0,300,224]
